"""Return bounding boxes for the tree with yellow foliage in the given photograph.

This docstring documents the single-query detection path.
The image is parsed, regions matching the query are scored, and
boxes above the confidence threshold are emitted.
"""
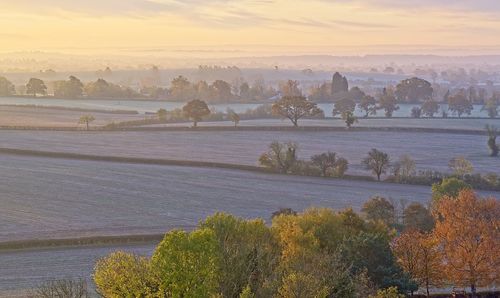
[392,230,444,297]
[432,190,499,297]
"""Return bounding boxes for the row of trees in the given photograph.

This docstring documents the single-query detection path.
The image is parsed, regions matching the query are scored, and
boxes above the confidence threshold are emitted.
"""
[89,188,498,297]
[0,76,142,99]
[257,142,499,191]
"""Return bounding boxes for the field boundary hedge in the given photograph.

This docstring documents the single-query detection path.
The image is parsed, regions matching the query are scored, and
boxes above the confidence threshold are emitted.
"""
[0,125,489,135]
[0,233,168,251]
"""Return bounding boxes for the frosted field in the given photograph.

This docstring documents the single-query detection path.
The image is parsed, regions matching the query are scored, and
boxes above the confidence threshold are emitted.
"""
[0,130,497,175]
[0,154,461,243]
[0,155,498,296]
[0,243,155,297]
[154,118,499,131]
[0,106,144,128]
[0,97,489,117]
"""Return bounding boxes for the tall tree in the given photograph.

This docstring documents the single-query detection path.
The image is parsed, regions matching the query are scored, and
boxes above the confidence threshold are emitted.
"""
[392,230,444,297]
[331,72,348,95]
[78,115,95,131]
[421,99,440,117]
[431,177,471,203]
[448,92,473,117]
[0,76,15,96]
[363,149,391,181]
[432,190,500,298]
[481,96,499,118]
[395,77,433,103]
[152,229,220,297]
[280,80,302,97]
[26,78,47,97]
[199,213,278,297]
[182,99,210,127]
[359,95,377,117]
[169,75,194,101]
[259,141,298,174]
[378,88,399,117]
[332,98,356,117]
[403,203,434,232]
[485,124,499,157]
[361,196,396,227]
[54,76,84,98]
[94,251,157,297]
[310,151,348,177]
[271,96,322,127]
[448,156,473,177]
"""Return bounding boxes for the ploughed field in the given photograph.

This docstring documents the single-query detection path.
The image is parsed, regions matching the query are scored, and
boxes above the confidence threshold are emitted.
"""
[0,106,144,128]
[0,154,461,243]
[0,130,497,175]
[0,243,155,297]
[152,118,500,131]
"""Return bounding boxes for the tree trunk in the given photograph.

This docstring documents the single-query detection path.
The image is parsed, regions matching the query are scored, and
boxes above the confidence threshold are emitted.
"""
[426,279,430,298]
[471,284,476,298]
[86,121,89,131]
[193,120,198,128]
[376,172,381,181]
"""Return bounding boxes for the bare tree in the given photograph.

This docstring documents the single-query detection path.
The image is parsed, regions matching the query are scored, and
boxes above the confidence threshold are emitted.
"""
[31,278,89,298]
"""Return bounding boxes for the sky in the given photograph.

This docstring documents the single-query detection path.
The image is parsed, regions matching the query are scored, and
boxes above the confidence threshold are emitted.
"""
[1,0,500,56]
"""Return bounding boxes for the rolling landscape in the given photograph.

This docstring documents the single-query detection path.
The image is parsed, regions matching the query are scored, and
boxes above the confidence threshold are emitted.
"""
[0,1,499,297]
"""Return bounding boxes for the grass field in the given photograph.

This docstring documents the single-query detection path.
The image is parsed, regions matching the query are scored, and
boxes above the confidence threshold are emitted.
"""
[0,130,497,175]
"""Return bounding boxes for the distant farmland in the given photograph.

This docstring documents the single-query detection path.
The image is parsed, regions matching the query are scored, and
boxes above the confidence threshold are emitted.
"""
[0,130,497,175]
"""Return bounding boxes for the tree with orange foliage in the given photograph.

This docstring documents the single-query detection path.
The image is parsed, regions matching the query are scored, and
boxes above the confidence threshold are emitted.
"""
[392,230,444,297]
[432,190,499,298]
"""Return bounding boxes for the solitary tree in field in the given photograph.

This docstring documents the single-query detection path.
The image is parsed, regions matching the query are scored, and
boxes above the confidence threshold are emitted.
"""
[362,149,390,181]
[342,111,357,129]
[485,125,499,157]
[26,78,47,97]
[271,96,322,127]
[226,108,240,127]
[182,99,210,128]
[78,115,95,131]
[432,190,499,298]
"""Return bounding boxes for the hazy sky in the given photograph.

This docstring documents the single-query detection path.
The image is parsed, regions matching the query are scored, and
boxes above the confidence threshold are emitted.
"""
[1,0,500,55]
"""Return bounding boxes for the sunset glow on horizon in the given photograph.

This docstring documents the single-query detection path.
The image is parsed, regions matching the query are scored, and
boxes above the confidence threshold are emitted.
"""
[1,0,500,55]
